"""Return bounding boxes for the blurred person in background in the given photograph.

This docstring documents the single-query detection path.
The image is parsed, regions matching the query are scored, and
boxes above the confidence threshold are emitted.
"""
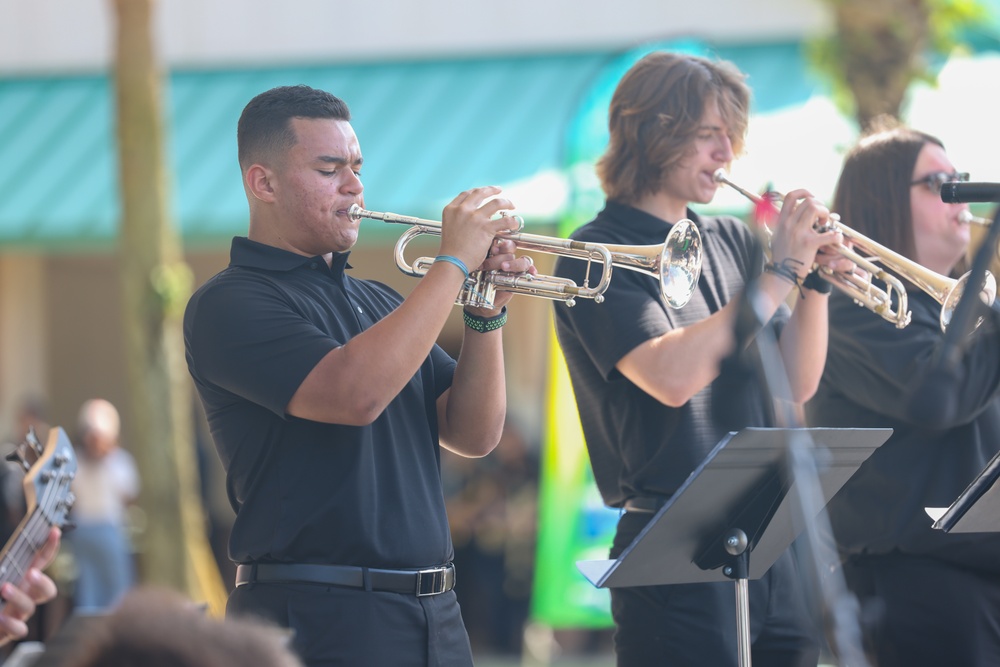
[66,398,140,612]
[806,121,1000,667]
[442,419,538,656]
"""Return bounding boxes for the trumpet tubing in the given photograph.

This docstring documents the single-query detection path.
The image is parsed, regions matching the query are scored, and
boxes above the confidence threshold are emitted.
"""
[713,170,997,331]
[348,204,703,309]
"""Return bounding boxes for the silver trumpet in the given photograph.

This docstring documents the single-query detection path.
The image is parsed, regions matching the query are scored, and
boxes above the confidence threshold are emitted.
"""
[348,204,703,309]
[714,169,997,331]
[960,210,993,227]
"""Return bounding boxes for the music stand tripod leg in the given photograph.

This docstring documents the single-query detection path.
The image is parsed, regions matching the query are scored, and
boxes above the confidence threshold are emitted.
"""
[723,528,752,667]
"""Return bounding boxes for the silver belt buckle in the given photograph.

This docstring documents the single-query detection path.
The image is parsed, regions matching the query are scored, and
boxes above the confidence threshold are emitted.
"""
[415,566,449,597]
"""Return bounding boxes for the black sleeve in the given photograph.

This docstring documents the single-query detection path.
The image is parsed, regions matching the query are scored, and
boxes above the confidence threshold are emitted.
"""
[552,246,672,382]
[821,291,1000,427]
[185,274,339,417]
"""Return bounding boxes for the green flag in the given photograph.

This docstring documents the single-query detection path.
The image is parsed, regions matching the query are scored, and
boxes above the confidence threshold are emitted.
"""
[530,321,617,628]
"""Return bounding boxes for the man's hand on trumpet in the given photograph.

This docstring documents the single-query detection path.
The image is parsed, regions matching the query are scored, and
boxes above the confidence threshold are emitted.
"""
[813,234,858,280]
[437,186,538,316]
[438,186,517,274]
[470,236,539,312]
[765,189,842,290]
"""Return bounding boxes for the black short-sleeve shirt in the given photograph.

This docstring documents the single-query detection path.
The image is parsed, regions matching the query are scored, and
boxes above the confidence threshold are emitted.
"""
[184,237,457,568]
[552,201,787,508]
[807,288,1000,573]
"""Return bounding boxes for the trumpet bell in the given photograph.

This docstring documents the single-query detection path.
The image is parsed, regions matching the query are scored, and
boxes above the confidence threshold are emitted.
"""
[660,220,702,308]
[941,271,998,330]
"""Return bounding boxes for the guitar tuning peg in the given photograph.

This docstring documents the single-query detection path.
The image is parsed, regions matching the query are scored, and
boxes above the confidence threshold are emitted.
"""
[25,426,41,453]
[5,450,29,472]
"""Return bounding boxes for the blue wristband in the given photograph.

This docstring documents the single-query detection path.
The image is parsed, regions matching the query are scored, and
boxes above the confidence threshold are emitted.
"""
[434,255,469,280]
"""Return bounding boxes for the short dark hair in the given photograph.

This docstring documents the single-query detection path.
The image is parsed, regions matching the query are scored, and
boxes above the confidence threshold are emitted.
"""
[597,52,750,203]
[832,117,943,263]
[237,84,351,170]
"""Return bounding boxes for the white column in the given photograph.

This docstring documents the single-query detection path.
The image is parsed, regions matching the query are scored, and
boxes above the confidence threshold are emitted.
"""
[0,254,48,440]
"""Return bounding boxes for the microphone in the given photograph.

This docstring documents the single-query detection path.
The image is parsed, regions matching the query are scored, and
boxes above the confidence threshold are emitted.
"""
[941,182,1000,203]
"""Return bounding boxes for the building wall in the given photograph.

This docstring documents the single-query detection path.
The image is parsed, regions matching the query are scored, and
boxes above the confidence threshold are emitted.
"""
[0,0,828,74]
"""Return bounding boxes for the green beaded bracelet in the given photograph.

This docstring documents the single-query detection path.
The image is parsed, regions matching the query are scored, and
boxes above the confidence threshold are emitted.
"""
[463,306,507,333]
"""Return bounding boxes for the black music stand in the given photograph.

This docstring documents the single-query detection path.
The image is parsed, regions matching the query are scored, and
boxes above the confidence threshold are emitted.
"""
[929,449,1000,533]
[577,426,890,667]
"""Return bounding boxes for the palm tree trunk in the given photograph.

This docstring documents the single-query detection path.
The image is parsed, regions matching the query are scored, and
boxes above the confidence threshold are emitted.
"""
[831,0,930,130]
[111,0,227,614]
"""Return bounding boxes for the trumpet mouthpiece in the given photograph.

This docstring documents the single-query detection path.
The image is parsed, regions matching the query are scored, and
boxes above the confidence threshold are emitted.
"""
[959,210,991,226]
[713,168,729,183]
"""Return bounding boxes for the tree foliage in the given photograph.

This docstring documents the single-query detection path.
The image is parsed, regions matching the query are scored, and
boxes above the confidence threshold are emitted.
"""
[807,0,987,130]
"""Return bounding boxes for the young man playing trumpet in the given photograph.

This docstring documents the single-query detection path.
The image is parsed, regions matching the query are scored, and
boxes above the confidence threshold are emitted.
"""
[552,51,850,667]
[184,84,535,666]
[806,121,1000,667]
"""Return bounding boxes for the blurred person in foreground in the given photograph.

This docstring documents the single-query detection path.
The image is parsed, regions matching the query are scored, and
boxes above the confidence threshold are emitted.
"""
[552,51,849,666]
[184,84,535,666]
[806,121,1000,667]
[53,586,302,667]
[67,399,140,612]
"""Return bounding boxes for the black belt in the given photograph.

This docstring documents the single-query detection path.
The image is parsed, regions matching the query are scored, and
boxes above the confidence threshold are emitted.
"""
[623,496,668,514]
[235,562,456,597]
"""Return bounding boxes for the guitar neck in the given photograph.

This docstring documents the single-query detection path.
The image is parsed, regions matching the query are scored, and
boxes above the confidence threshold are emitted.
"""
[0,505,52,590]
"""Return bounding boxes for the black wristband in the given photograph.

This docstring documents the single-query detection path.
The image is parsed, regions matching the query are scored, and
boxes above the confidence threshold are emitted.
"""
[802,270,833,294]
[462,306,507,333]
[762,261,802,288]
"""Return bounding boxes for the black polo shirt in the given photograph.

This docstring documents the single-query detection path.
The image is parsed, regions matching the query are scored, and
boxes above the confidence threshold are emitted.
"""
[184,236,457,569]
[552,200,787,508]
[807,288,1000,573]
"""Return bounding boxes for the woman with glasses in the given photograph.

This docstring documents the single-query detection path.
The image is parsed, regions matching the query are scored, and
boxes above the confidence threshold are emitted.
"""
[806,120,1000,667]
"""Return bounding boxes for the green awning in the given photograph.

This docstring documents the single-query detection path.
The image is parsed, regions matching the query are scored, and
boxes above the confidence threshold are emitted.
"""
[5,31,996,253]
[0,41,830,252]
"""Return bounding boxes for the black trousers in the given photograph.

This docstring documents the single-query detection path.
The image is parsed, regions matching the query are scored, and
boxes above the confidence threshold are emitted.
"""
[228,581,473,667]
[609,511,820,667]
[843,553,1000,667]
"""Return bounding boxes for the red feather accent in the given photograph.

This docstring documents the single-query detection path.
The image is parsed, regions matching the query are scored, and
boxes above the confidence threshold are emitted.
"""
[754,184,780,227]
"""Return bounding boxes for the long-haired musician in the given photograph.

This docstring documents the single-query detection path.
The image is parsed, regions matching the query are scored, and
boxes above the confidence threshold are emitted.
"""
[552,51,848,667]
[806,121,1000,667]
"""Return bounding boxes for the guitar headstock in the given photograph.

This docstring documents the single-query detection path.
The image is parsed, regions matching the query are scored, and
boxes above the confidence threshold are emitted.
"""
[9,426,77,531]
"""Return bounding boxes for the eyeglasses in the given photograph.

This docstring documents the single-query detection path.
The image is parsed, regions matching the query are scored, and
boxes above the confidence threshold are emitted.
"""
[910,171,970,195]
